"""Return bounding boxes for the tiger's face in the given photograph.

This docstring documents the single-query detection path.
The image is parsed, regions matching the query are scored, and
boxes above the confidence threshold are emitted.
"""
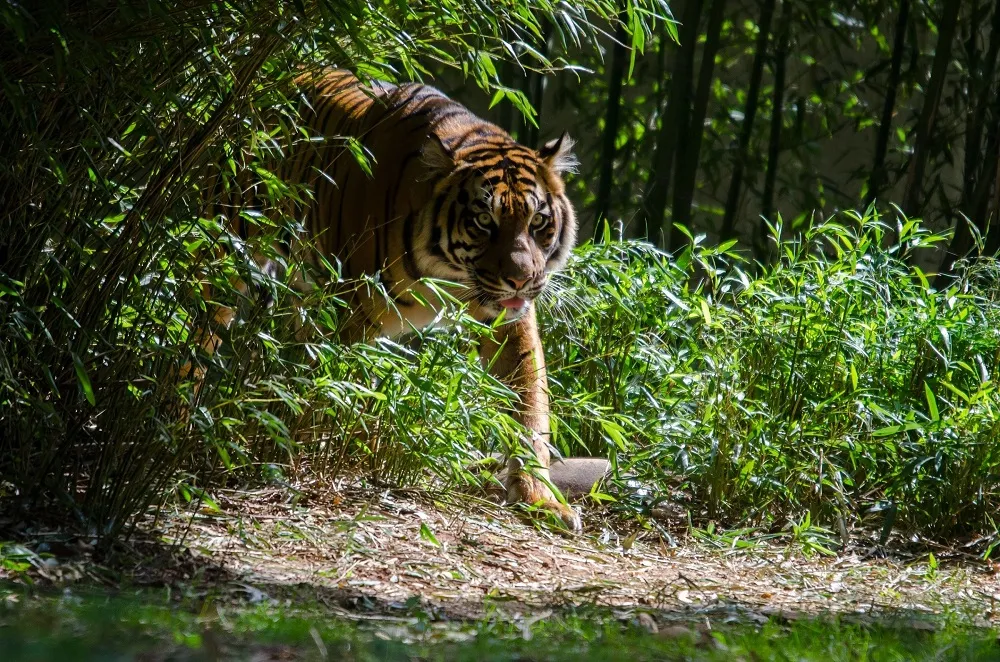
[419,132,578,321]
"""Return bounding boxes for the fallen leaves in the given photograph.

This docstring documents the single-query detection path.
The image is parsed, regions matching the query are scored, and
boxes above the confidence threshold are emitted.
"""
[11,481,999,630]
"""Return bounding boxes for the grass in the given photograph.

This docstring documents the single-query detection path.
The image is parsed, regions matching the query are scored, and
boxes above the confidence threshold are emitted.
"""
[542,212,1000,545]
[2,584,999,661]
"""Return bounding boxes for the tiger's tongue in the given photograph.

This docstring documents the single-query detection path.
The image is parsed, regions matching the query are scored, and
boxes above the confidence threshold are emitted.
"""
[499,297,527,310]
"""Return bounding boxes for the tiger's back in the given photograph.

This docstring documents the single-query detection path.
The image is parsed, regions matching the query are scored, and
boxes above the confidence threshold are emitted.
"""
[276,69,577,338]
[286,71,455,310]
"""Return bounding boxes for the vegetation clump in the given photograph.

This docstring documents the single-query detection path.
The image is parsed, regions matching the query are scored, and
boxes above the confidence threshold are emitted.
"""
[546,215,1000,544]
[2,1,1000,561]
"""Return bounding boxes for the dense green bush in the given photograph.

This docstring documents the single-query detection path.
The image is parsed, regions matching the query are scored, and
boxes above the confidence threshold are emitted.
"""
[543,212,1000,542]
[0,0,657,543]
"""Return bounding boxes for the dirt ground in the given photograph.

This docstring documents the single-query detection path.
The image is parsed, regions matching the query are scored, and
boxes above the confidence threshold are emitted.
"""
[66,481,996,629]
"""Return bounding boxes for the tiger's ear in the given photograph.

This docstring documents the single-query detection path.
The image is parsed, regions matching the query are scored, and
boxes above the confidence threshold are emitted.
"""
[422,133,456,174]
[538,132,578,175]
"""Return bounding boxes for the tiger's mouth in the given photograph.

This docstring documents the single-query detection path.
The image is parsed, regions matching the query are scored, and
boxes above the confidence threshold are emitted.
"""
[469,274,546,319]
[498,296,528,311]
[479,287,542,319]
[496,296,529,317]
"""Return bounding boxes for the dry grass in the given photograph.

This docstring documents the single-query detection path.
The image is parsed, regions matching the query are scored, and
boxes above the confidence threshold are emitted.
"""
[53,482,991,627]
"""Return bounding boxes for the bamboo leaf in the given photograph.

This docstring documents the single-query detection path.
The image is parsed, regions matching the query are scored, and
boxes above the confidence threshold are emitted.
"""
[419,521,441,547]
[71,353,96,406]
[924,381,939,422]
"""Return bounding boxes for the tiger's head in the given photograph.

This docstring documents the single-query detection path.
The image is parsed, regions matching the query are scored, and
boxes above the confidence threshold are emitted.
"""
[418,131,578,321]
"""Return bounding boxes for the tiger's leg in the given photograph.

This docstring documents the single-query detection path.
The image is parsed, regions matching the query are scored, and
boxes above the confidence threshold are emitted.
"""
[177,241,272,403]
[479,302,581,532]
[177,278,245,400]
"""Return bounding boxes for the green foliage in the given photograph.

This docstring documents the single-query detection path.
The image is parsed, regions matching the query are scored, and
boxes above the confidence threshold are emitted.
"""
[547,0,1000,261]
[542,210,1000,539]
[0,0,660,542]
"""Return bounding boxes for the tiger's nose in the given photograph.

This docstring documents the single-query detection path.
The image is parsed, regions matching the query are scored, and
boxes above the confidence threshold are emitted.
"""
[505,276,530,291]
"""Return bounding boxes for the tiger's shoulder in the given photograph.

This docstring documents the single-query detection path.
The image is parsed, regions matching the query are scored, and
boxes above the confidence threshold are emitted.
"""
[295,69,492,145]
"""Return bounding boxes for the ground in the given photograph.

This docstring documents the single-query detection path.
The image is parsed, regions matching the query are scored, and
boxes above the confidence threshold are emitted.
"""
[5,482,1000,659]
[58,481,996,628]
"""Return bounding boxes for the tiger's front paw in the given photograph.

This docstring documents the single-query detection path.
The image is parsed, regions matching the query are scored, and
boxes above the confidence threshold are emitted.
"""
[540,495,582,532]
[507,471,582,532]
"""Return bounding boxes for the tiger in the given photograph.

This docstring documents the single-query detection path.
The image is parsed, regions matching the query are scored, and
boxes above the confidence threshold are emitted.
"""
[199,69,581,531]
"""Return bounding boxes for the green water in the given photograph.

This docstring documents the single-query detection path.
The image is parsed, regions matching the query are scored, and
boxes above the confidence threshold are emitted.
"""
[2,585,998,661]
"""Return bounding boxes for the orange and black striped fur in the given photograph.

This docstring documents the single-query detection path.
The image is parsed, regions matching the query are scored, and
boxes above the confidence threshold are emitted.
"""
[205,69,580,529]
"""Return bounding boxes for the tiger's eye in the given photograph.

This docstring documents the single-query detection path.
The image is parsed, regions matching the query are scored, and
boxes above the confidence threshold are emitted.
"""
[475,212,494,229]
[530,213,550,230]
